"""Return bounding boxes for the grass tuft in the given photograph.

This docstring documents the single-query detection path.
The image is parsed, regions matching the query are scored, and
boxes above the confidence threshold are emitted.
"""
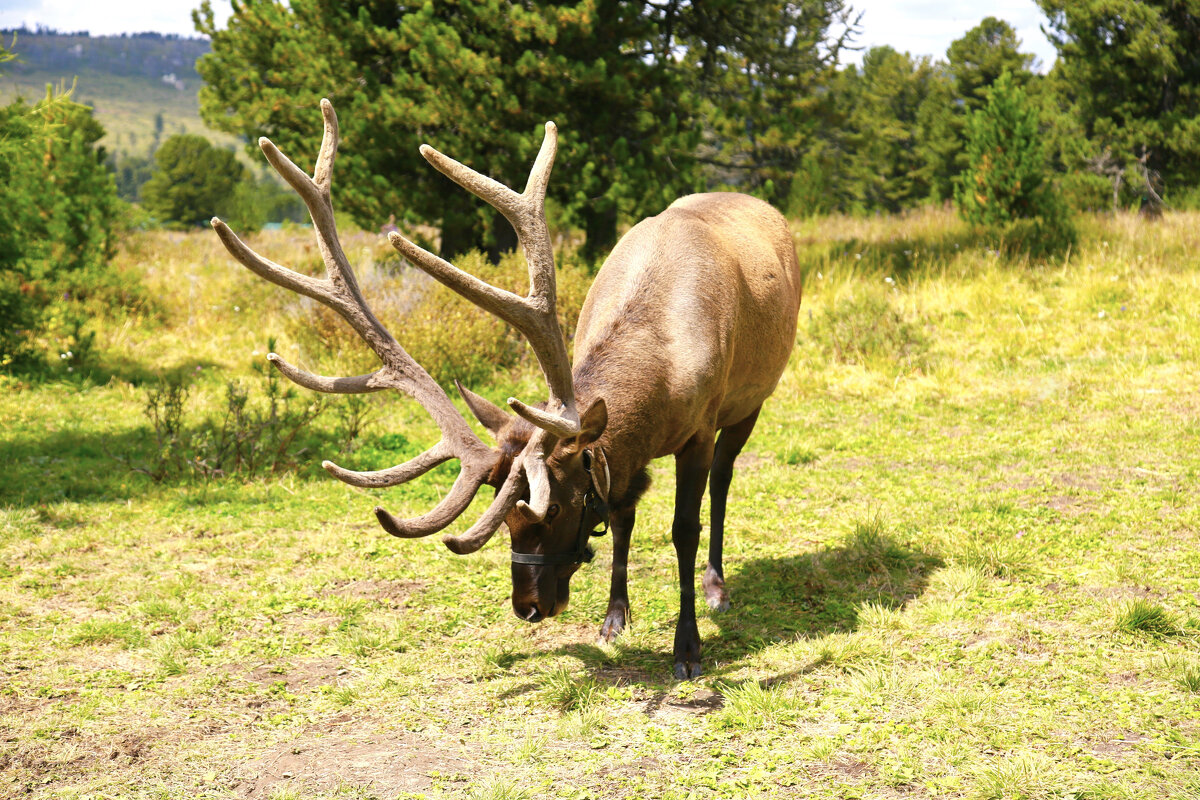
[1113,600,1180,636]
[714,680,803,728]
[466,778,531,800]
[540,669,603,713]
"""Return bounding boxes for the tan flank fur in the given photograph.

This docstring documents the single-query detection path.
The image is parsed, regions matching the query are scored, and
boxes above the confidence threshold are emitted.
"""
[212,100,801,677]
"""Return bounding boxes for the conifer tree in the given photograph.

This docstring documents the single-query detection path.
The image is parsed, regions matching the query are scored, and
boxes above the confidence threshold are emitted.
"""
[1039,0,1200,207]
[955,72,1064,228]
[141,134,246,229]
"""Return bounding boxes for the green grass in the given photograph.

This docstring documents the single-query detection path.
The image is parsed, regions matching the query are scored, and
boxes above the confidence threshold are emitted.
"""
[2,207,1200,797]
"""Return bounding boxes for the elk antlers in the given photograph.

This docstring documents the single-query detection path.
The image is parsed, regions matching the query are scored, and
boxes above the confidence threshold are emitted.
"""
[211,99,574,554]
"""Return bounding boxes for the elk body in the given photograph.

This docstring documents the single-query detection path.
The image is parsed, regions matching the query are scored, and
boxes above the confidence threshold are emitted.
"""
[212,100,801,678]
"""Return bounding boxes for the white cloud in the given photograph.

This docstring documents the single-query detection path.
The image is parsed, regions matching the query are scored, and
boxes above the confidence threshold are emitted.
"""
[1,0,1055,71]
[0,0,231,37]
[843,0,1057,72]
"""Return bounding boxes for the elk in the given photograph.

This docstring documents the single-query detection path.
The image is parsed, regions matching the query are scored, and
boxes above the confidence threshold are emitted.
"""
[212,100,801,678]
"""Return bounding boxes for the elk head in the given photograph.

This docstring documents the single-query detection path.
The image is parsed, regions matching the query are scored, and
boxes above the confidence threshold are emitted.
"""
[211,100,607,620]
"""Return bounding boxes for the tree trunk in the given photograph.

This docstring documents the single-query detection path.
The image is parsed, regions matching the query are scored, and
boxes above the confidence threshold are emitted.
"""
[486,208,518,264]
[582,203,618,265]
[438,191,486,260]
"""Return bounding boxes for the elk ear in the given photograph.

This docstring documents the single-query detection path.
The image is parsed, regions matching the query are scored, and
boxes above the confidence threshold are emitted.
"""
[572,398,607,450]
[455,380,510,440]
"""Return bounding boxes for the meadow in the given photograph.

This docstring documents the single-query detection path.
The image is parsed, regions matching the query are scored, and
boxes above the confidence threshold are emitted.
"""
[2,207,1200,799]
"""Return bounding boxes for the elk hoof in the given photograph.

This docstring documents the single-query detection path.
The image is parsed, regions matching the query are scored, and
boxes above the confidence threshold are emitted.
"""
[598,605,629,643]
[674,660,702,680]
[703,564,731,612]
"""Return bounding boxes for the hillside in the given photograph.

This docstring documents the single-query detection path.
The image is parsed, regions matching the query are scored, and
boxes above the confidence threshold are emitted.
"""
[0,29,240,159]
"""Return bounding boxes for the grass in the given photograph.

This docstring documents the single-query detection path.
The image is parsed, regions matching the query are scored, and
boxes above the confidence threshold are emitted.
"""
[2,206,1200,797]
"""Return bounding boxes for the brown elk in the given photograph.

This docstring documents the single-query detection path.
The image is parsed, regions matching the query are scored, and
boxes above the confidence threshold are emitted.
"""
[212,100,801,678]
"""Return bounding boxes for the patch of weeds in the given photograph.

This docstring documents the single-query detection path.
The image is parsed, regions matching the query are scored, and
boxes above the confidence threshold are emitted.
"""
[1159,655,1200,693]
[331,686,358,707]
[803,736,838,762]
[71,619,145,649]
[952,536,1031,578]
[512,735,548,762]
[555,706,606,740]
[1113,600,1180,636]
[780,435,819,466]
[713,680,803,729]
[809,631,886,669]
[540,668,602,713]
[970,752,1064,800]
[808,285,930,372]
[137,598,186,624]
[151,639,187,677]
[477,644,521,679]
[930,564,987,598]
[466,777,531,800]
[843,664,923,706]
[856,602,909,631]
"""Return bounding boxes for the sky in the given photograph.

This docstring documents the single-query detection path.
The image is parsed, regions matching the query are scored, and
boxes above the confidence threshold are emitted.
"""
[0,0,1058,72]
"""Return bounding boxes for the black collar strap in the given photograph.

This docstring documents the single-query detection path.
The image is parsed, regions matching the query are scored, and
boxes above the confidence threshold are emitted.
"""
[511,448,611,567]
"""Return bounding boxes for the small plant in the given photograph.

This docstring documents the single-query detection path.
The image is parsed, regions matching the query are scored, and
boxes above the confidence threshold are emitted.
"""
[540,668,602,713]
[954,536,1031,578]
[714,680,802,729]
[333,394,373,454]
[1113,599,1180,636]
[466,778,531,800]
[132,375,194,481]
[126,340,328,482]
[809,287,929,372]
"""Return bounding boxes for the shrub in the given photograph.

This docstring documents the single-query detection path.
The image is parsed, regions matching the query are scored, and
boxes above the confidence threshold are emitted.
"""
[955,72,1075,256]
[141,134,249,230]
[0,87,122,369]
[128,342,331,482]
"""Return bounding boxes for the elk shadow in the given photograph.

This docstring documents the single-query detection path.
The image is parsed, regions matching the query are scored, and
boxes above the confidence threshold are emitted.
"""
[528,530,941,702]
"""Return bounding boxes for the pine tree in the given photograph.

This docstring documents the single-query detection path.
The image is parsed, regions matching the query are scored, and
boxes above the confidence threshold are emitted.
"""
[955,73,1057,225]
[141,134,247,229]
[1038,0,1200,205]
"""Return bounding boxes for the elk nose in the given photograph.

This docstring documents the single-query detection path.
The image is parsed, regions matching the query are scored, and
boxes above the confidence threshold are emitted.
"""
[514,604,543,623]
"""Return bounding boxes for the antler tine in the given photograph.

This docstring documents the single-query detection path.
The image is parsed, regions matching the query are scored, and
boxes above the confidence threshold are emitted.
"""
[266,353,387,395]
[441,458,529,554]
[389,122,579,437]
[322,440,453,488]
[212,98,517,544]
[373,456,494,538]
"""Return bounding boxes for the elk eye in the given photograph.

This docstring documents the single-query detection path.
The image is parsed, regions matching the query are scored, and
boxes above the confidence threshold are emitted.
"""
[546,504,560,519]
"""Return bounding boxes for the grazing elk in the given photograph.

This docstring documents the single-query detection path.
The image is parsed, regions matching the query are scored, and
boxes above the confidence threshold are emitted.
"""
[212,100,801,678]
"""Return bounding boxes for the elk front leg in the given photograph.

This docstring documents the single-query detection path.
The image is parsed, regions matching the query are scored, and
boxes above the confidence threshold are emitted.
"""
[599,505,636,643]
[672,436,715,679]
[704,407,761,612]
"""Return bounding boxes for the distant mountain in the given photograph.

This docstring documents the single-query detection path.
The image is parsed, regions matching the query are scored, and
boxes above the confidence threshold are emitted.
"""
[0,29,240,161]
[2,28,207,83]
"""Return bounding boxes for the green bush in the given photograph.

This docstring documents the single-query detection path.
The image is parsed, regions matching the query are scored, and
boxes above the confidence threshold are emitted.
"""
[141,134,249,230]
[0,87,122,369]
[955,72,1075,256]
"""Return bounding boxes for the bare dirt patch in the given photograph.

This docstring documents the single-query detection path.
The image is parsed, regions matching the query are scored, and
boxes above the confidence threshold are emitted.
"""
[233,716,479,798]
[241,657,347,693]
[326,578,429,606]
[635,687,724,721]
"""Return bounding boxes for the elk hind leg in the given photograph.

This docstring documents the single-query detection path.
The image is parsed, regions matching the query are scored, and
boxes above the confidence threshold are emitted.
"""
[673,435,715,679]
[704,407,761,612]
